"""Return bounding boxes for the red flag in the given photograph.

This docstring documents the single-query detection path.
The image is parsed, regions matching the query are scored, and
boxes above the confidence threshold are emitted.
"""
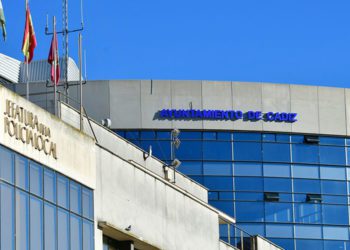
[21,4,36,63]
[48,31,60,85]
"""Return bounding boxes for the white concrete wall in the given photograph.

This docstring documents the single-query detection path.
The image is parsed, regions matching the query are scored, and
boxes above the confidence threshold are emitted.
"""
[0,85,96,188]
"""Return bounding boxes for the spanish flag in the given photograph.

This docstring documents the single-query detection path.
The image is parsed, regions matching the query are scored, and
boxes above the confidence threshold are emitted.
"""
[22,3,36,63]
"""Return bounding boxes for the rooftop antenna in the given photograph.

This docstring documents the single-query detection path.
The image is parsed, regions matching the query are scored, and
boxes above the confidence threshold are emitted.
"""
[45,0,84,103]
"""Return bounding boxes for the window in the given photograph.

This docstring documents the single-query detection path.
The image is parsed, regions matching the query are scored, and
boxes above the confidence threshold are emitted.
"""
[44,168,56,203]
[323,226,349,240]
[234,162,262,176]
[15,155,29,190]
[264,178,292,192]
[292,144,319,164]
[140,140,171,160]
[295,225,322,239]
[177,161,202,175]
[44,202,57,250]
[16,190,29,250]
[294,179,321,194]
[82,187,94,220]
[320,137,345,146]
[294,203,322,224]
[234,142,262,161]
[30,162,43,197]
[322,205,348,225]
[203,176,233,190]
[320,166,346,180]
[319,146,345,165]
[265,202,293,222]
[209,201,234,216]
[70,214,83,250]
[292,164,319,179]
[295,240,323,249]
[265,224,293,238]
[30,196,43,250]
[235,177,263,191]
[0,146,14,183]
[57,174,69,209]
[235,202,264,222]
[321,180,347,195]
[203,141,232,160]
[262,143,291,162]
[233,133,261,141]
[263,163,290,177]
[70,181,82,215]
[203,162,232,176]
[176,141,202,160]
[83,220,94,250]
[1,183,15,250]
[58,208,70,250]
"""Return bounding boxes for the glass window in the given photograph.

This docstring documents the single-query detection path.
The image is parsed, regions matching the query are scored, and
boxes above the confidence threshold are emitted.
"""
[218,132,231,140]
[264,178,292,192]
[203,132,217,140]
[294,179,321,194]
[203,141,232,160]
[294,203,322,224]
[323,195,347,204]
[322,205,348,225]
[263,143,291,162]
[203,162,232,175]
[44,202,57,250]
[0,146,14,183]
[324,240,350,250]
[235,192,263,201]
[291,135,304,143]
[140,140,171,161]
[44,168,56,203]
[58,208,70,250]
[263,163,290,177]
[157,131,171,139]
[265,224,293,238]
[83,219,94,250]
[292,144,319,164]
[30,196,43,250]
[295,225,322,239]
[276,134,290,143]
[30,162,43,197]
[321,180,347,195]
[203,176,233,190]
[176,141,202,160]
[82,187,94,220]
[323,226,349,240]
[125,131,139,140]
[15,155,29,190]
[234,162,262,176]
[71,214,83,250]
[262,133,275,142]
[320,166,346,180]
[320,146,346,165]
[233,133,261,141]
[235,177,263,191]
[234,142,262,161]
[57,174,69,209]
[140,131,156,139]
[293,164,319,179]
[236,223,265,236]
[320,136,345,146]
[209,201,234,217]
[219,192,234,200]
[179,131,201,140]
[208,191,219,200]
[265,202,293,222]
[16,190,29,250]
[70,181,82,215]
[268,238,294,250]
[177,161,202,175]
[295,240,323,249]
[235,202,264,222]
[1,183,15,250]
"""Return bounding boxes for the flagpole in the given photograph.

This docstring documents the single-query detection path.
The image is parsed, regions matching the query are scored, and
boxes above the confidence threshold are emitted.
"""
[78,33,83,130]
[25,0,29,100]
[53,16,57,116]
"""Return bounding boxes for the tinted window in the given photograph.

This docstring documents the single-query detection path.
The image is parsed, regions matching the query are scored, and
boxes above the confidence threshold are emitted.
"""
[323,226,349,240]
[321,180,347,195]
[322,205,348,225]
[294,179,321,194]
[292,144,319,164]
[263,163,290,177]
[265,224,293,238]
[235,177,263,191]
[294,203,322,224]
[30,162,43,197]
[203,141,232,160]
[234,142,262,161]
[1,183,15,250]
[263,143,291,162]
[264,178,292,192]
[0,146,14,183]
[203,162,232,175]
[293,164,319,179]
[295,225,322,239]
[234,162,262,176]
[44,169,56,203]
[177,161,202,175]
[319,146,345,165]
[265,202,293,222]
[15,155,29,190]
[235,202,264,222]
[320,166,346,180]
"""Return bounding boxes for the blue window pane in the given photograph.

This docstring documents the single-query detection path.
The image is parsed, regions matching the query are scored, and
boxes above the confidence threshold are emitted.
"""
[265,202,293,223]
[44,202,57,250]
[157,131,171,139]
[114,130,125,137]
[276,134,290,143]
[203,141,232,160]
[180,131,202,139]
[208,191,219,200]
[44,168,56,203]
[82,187,94,220]
[58,208,70,250]
[268,238,294,250]
[70,181,82,215]
[57,174,69,209]
[296,240,323,249]
[263,143,291,162]
[176,141,202,160]
[233,133,261,141]
[295,225,322,239]
[1,183,15,250]
[16,190,29,250]
[323,205,348,225]
[83,220,94,250]
[294,179,321,193]
[30,196,43,250]
[324,240,350,250]
[71,214,83,250]
[323,226,349,240]
[265,224,293,238]
[294,203,322,224]
[235,177,263,191]
[235,192,263,201]
[140,131,156,139]
[15,155,29,190]
[321,180,347,195]
[30,162,43,197]
[262,134,275,142]
[323,195,347,204]
[203,162,232,175]
[219,192,234,200]
[189,176,203,185]
[292,144,319,164]
[218,132,231,140]
[264,178,292,192]
[177,161,202,175]
[234,162,262,176]
[0,146,14,183]
[320,136,345,146]
[234,142,262,161]
[263,163,290,177]
[291,135,304,143]
[236,202,264,222]
[140,140,171,161]
[204,176,233,190]
[320,166,346,180]
[236,223,265,236]
[203,132,217,140]
[293,164,319,179]
[320,146,346,165]
[209,201,234,217]
[279,193,293,202]
[125,131,139,140]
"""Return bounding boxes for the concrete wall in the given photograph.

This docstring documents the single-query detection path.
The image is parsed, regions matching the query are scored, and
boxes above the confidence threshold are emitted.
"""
[0,85,96,188]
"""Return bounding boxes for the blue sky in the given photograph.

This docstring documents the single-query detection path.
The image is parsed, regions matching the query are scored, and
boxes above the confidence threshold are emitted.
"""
[0,0,350,87]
